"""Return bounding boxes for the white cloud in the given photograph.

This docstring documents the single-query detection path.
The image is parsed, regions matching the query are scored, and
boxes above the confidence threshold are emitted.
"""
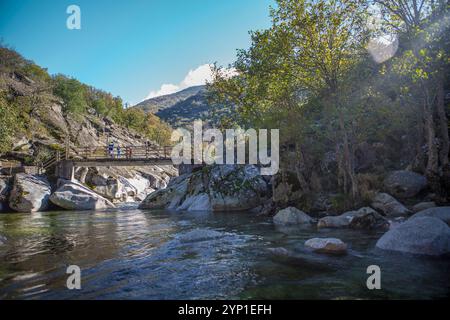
[143,64,237,100]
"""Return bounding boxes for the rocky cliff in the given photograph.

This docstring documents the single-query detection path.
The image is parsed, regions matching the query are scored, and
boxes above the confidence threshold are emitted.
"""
[0,47,177,212]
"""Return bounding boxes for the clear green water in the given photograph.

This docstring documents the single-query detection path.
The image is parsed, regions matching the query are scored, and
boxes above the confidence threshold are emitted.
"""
[0,207,449,299]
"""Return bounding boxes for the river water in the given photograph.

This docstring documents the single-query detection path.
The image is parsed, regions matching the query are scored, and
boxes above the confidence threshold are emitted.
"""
[0,206,449,299]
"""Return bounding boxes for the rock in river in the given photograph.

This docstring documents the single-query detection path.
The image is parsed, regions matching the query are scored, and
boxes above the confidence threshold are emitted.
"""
[50,180,115,210]
[9,173,51,213]
[273,207,314,225]
[376,216,450,256]
[371,193,410,217]
[139,165,270,212]
[318,207,387,230]
[412,201,436,213]
[305,238,347,254]
[411,207,450,226]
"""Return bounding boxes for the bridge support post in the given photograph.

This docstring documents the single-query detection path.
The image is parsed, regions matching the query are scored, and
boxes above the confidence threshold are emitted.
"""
[56,160,75,181]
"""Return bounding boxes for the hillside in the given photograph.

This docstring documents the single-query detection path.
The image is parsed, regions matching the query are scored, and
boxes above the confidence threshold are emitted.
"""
[0,46,176,204]
[134,85,233,128]
[0,46,172,163]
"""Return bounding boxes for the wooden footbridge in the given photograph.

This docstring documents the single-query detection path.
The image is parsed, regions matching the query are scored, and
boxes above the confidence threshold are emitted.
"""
[42,145,174,180]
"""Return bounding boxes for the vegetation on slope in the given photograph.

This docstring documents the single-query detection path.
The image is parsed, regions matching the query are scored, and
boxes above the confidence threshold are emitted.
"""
[0,44,172,154]
[208,0,450,209]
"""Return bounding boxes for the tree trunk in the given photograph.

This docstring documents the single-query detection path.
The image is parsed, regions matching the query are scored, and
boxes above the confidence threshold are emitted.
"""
[295,145,311,193]
[436,77,449,167]
[424,99,439,176]
[338,111,358,199]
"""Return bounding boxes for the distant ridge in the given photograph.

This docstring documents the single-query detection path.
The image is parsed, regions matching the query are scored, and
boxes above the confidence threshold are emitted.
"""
[134,85,233,128]
[135,85,205,114]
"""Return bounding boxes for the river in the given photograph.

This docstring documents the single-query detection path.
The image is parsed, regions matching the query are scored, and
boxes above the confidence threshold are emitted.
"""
[0,206,449,299]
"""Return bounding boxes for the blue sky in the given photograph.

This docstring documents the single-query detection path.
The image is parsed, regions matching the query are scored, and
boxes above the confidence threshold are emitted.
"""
[0,0,274,105]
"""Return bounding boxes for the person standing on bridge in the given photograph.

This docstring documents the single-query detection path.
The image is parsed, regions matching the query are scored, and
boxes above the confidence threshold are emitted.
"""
[108,141,114,158]
[117,145,121,158]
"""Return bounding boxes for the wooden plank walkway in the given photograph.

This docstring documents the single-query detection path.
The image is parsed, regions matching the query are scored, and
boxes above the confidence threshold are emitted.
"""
[42,145,175,170]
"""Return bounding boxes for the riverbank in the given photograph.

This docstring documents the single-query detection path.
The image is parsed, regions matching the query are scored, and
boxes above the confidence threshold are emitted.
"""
[2,164,450,258]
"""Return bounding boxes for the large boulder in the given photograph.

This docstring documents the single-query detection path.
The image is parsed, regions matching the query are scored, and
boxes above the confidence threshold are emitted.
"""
[348,210,390,230]
[273,207,314,225]
[139,165,270,212]
[411,207,450,226]
[208,165,269,211]
[139,174,189,210]
[384,170,427,198]
[9,173,51,213]
[177,194,211,211]
[304,238,347,254]
[371,193,411,217]
[318,207,387,230]
[376,216,450,256]
[412,201,436,213]
[50,180,115,210]
[79,166,168,203]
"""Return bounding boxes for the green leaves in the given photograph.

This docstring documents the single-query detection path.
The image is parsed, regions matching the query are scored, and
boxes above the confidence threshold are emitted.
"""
[52,75,88,114]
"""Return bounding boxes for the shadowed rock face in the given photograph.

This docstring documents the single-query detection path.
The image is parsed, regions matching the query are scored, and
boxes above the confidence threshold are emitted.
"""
[9,173,51,213]
[376,216,450,256]
[0,177,11,212]
[383,170,428,199]
[139,165,271,212]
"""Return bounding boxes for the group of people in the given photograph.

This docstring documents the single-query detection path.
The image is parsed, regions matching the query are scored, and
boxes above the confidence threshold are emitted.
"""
[107,141,132,159]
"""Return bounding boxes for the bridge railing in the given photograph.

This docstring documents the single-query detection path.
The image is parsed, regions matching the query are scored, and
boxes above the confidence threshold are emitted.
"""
[39,145,173,172]
[72,145,173,160]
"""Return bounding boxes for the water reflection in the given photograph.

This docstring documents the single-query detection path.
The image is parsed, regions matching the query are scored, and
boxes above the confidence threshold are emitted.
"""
[0,209,449,299]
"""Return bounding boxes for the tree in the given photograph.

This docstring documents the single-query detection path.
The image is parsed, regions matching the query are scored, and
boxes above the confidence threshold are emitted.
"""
[209,0,370,199]
[52,74,88,114]
[0,94,16,154]
[375,0,449,184]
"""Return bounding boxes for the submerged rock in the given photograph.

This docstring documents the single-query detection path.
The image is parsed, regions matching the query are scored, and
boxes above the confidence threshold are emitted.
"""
[9,173,51,213]
[273,207,314,225]
[50,180,115,210]
[177,229,225,243]
[384,170,427,198]
[304,238,347,254]
[317,207,386,230]
[371,193,411,217]
[411,207,450,226]
[376,216,450,256]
